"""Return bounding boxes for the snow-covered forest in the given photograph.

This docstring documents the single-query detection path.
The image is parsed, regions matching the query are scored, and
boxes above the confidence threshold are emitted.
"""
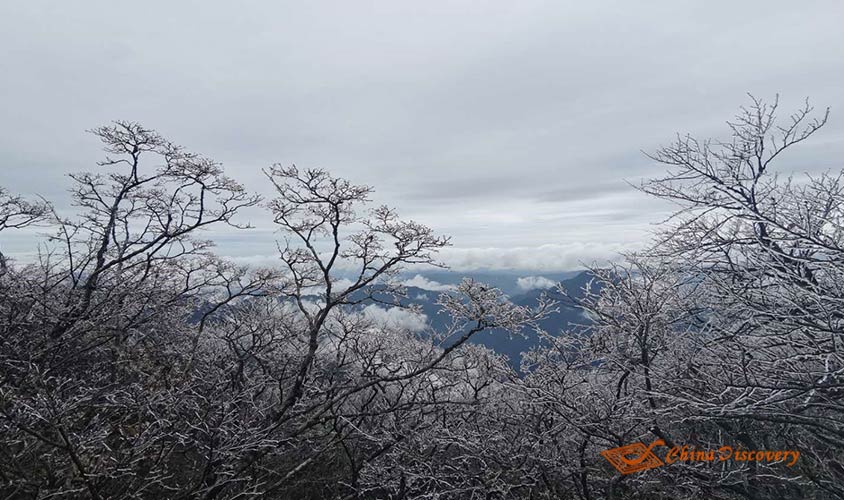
[1,98,843,499]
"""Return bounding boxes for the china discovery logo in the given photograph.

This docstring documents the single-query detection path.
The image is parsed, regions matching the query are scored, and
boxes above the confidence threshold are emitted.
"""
[601,439,801,475]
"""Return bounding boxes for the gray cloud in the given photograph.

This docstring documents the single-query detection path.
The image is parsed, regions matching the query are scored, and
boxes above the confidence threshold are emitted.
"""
[516,276,558,291]
[400,275,454,292]
[434,242,630,272]
[2,1,843,271]
[361,304,428,333]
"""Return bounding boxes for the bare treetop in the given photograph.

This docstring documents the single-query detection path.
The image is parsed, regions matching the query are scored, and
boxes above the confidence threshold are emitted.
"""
[265,164,450,306]
[0,187,49,272]
[642,95,829,212]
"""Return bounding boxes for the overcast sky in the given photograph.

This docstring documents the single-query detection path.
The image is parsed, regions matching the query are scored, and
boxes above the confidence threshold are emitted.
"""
[2,1,843,271]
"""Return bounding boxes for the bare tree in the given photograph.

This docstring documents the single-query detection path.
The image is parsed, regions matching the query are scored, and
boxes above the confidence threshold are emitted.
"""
[188,166,549,497]
[489,97,844,500]
[0,187,49,273]
[638,96,844,497]
[0,122,274,499]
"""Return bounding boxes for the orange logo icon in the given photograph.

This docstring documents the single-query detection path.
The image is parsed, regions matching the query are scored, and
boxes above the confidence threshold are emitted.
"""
[600,439,666,475]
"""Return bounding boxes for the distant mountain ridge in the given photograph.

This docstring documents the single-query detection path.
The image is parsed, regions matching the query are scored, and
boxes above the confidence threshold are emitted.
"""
[381,270,597,369]
[195,270,598,371]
